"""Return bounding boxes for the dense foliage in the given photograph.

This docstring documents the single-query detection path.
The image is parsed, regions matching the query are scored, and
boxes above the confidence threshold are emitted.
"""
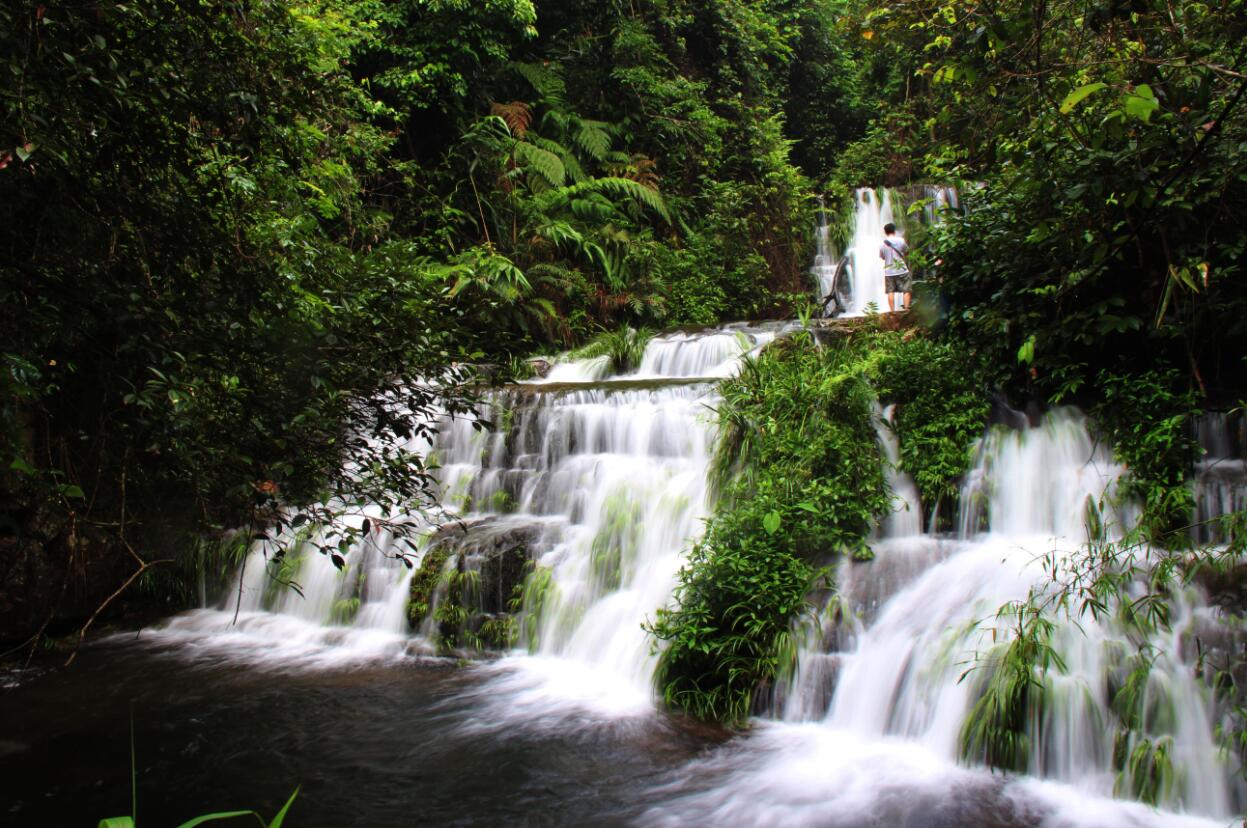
[833,0,1247,783]
[2,3,1245,803]
[649,328,989,723]
[870,336,990,524]
[0,0,876,648]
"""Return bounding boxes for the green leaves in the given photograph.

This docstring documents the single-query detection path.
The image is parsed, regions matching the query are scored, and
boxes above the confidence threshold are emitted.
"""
[1121,84,1159,123]
[1058,82,1158,122]
[651,335,894,723]
[513,141,566,188]
[1059,82,1108,114]
[1017,335,1036,365]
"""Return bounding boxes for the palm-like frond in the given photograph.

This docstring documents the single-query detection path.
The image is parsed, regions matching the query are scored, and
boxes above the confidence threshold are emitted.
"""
[583,177,671,223]
[490,101,532,137]
[529,135,587,183]
[573,119,612,161]
[513,141,566,189]
[534,177,670,223]
[511,61,567,109]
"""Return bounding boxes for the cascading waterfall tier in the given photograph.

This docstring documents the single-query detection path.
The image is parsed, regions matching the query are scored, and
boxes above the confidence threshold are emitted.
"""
[814,186,961,317]
[424,322,786,711]
[730,409,1242,825]
[1194,410,1247,544]
[155,323,786,696]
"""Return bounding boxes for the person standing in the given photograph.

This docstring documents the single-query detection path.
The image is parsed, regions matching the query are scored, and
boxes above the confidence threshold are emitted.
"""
[879,223,910,312]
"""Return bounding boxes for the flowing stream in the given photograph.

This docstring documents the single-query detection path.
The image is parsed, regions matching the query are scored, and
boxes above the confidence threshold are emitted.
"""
[3,193,1245,827]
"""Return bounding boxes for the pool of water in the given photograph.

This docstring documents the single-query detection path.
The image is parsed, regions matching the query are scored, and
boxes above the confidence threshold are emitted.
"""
[0,633,713,827]
[2,627,1223,828]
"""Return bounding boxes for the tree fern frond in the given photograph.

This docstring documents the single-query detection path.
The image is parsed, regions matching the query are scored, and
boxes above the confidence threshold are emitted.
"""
[490,101,532,137]
[513,141,566,188]
[570,196,616,223]
[585,177,671,223]
[574,121,612,161]
[534,219,584,248]
[528,262,588,292]
[529,135,587,183]
[511,61,567,108]
[561,151,588,184]
[532,177,669,223]
[540,110,572,135]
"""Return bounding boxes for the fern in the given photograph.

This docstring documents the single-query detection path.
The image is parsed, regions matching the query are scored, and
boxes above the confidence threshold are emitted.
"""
[573,119,612,161]
[580,177,671,223]
[529,134,587,183]
[490,100,532,137]
[569,195,616,223]
[513,141,565,188]
[535,178,669,223]
[534,219,585,248]
[511,61,567,109]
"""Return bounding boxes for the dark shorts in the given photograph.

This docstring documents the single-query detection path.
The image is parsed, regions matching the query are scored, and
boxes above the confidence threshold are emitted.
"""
[885,270,912,293]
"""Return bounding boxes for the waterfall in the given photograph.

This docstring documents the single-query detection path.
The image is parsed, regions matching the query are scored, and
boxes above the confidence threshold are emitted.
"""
[734,409,1242,824]
[152,323,789,695]
[845,188,897,315]
[816,186,961,317]
[1194,410,1247,543]
[810,197,841,312]
[140,291,1241,823]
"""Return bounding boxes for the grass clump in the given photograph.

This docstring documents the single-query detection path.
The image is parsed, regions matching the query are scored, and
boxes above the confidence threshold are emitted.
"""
[959,603,1063,773]
[566,325,655,373]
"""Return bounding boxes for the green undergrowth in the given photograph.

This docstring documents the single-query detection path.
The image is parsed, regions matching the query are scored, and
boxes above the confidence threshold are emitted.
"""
[951,369,1215,790]
[565,325,656,373]
[651,329,950,724]
[649,327,991,723]
[1087,369,1200,544]
[959,603,1062,773]
[407,547,451,630]
[407,543,530,653]
[869,336,991,527]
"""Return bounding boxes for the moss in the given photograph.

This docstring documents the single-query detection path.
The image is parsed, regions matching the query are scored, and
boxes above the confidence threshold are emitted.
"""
[590,491,644,590]
[330,596,360,625]
[407,546,451,629]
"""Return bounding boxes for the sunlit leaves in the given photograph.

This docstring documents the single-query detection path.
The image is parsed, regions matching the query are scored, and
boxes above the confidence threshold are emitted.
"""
[1060,82,1108,114]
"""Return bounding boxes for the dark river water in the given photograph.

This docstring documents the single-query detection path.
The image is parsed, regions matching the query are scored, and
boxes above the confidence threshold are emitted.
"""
[0,635,715,827]
[1,624,1226,828]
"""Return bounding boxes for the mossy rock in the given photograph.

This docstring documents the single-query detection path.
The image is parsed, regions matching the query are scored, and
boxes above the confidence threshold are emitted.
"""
[407,546,451,629]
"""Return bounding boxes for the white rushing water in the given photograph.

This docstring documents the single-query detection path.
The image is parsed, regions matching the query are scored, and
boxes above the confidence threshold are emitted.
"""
[648,409,1243,827]
[430,322,790,718]
[152,324,787,709]
[845,187,899,315]
[815,185,961,317]
[141,214,1246,824]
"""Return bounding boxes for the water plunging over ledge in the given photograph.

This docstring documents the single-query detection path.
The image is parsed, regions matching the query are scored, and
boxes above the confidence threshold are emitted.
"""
[2,319,1242,827]
[814,185,961,318]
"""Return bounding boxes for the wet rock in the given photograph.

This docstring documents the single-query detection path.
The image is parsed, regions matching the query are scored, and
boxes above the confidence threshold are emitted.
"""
[415,518,544,644]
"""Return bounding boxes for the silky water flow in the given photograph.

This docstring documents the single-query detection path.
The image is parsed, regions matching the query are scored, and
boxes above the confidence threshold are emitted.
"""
[97,202,1247,825]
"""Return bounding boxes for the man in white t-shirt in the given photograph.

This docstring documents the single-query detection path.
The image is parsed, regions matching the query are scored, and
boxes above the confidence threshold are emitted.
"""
[879,223,910,312]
